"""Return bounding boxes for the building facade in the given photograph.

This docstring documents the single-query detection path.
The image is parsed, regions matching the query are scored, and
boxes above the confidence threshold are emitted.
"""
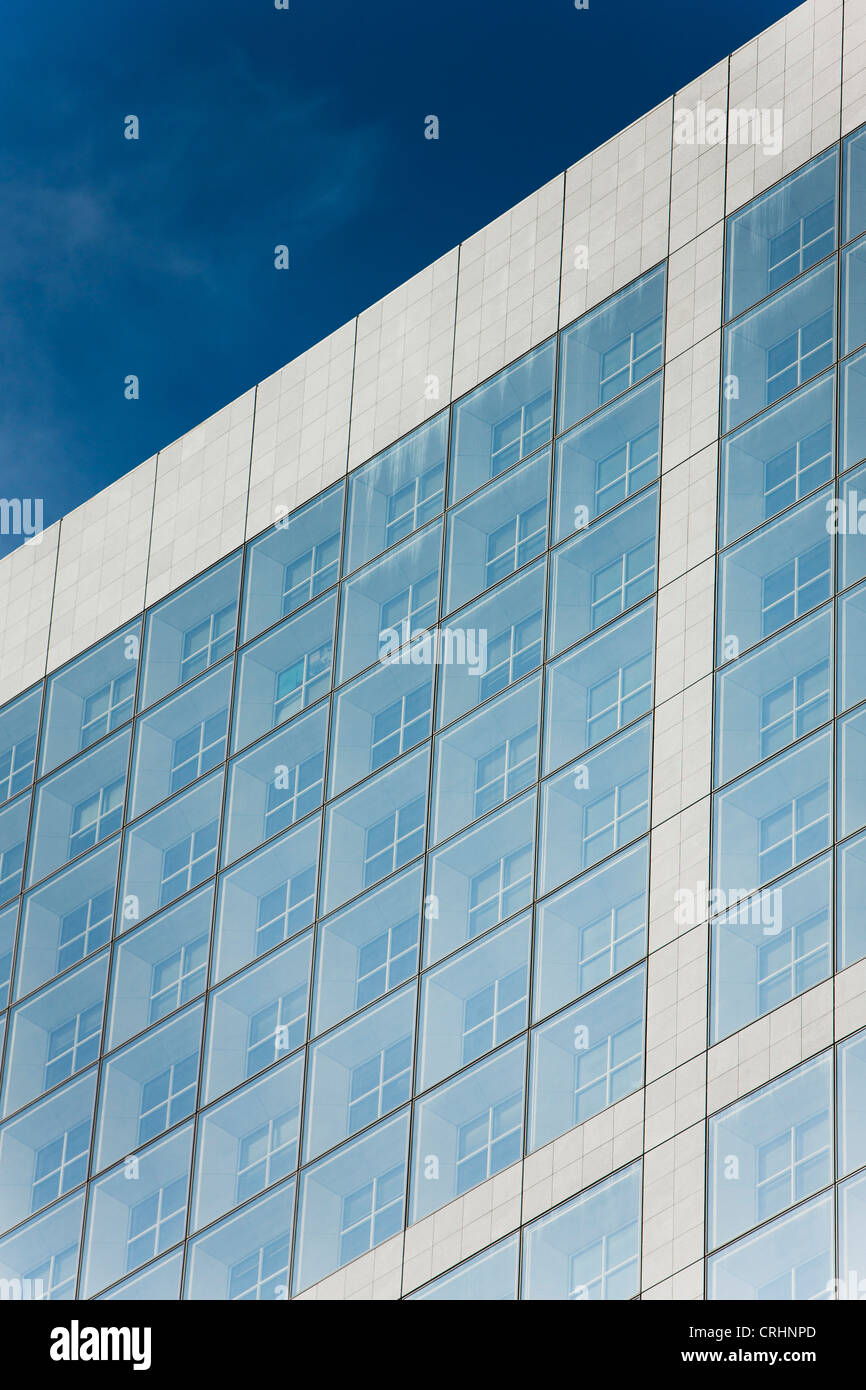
[1,0,865,1302]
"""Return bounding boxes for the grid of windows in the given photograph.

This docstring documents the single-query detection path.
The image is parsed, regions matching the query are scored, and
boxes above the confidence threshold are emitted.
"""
[5,117,866,1305]
[0,253,666,1300]
[708,128,866,1300]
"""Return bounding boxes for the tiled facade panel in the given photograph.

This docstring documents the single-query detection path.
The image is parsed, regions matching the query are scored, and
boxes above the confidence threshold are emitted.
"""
[1,0,865,1303]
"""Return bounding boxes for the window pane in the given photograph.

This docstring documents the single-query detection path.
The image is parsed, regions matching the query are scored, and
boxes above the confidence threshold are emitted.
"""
[719,372,835,548]
[242,482,343,641]
[534,839,648,1021]
[450,341,555,503]
[711,855,831,1043]
[2,953,108,1118]
[708,1053,832,1250]
[213,815,320,984]
[293,1110,409,1294]
[554,374,661,541]
[713,728,832,906]
[410,1038,526,1222]
[222,702,327,867]
[837,1027,866,1179]
[106,885,214,1050]
[548,488,658,657]
[338,523,442,685]
[538,718,651,895]
[431,674,541,845]
[322,747,429,916]
[130,661,232,819]
[329,658,433,799]
[0,1072,96,1232]
[725,148,837,320]
[544,602,654,773]
[437,561,545,729]
[417,913,530,1091]
[41,625,140,776]
[529,966,645,1150]
[522,1163,641,1300]
[117,770,223,931]
[558,267,665,433]
[94,1001,204,1170]
[714,607,832,787]
[717,490,832,662]
[424,790,537,968]
[722,261,836,433]
[232,591,335,753]
[184,1177,295,1300]
[347,414,447,570]
[408,1233,518,1300]
[312,863,422,1037]
[140,554,241,711]
[192,1056,302,1232]
[304,985,416,1161]
[445,450,549,615]
[0,685,41,807]
[707,1192,833,1300]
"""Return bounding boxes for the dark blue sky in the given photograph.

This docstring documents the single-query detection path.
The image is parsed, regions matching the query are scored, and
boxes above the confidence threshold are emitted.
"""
[0,0,799,558]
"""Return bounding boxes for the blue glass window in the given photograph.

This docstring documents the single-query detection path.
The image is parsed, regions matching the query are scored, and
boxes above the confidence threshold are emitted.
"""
[322,747,429,916]
[242,481,343,642]
[538,718,651,896]
[450,341,555,503]
[522,1163,641,1300]
[117,770,223,931]
[708,1053,832,1251]
[529,965,645,1150]
[41,625,140,776]
[106,886,213,1051]
[714,608,832,788]
[232,591,335,753]
[554,374,661,540]
[713,728,832,906]
[328,659,433,798]
[708,1192,833,1300]
[222,702,327,867]
[717,490,833,662]
[185,1177,295,1300]
[548,488,658,657]
[347,414,447,570]
[710,855,831,1043]
[15,840,119,1000]
[719,372,835,548]
[304,985,416,1162]
[424,791,537,968]
[431,674,540,846]
[410,1038,526,1223]
[0,1072,95,1232]
[534,839,648,1022]
[192,1057,302,1233]
[722,261,835,433]
[0,792,31,907]
[202,932,312,1105]
[140,554,241,711]
[293,1110,409,1294]
[312,862,422,1037]
[544,602,654,773]
[338,523,442,684]
[2,953,107,1118]
[130,661,231,819]
[725,148,838,320]
[445,450,549,615]
[417,914,530,1092]
[558,267,665,432]
[213,815,320,983]
[0,685,41,806]
[408,1233,519,1300]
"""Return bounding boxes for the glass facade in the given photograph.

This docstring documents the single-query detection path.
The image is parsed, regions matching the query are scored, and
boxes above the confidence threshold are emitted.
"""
[3,113,866,1304]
